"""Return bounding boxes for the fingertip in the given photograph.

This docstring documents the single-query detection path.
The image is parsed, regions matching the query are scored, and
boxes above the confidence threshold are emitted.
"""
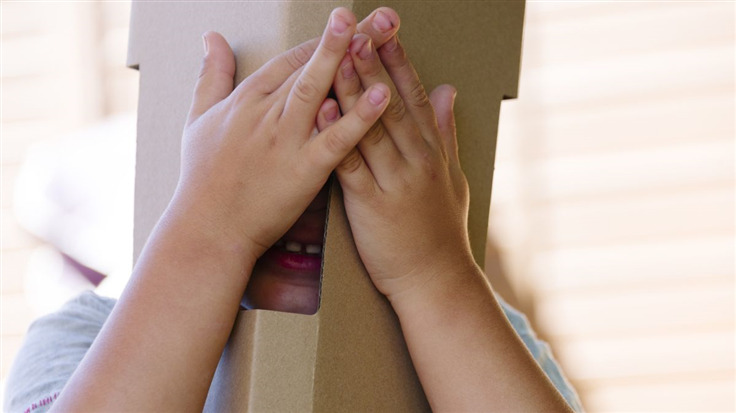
[330,7,357,35]
[430,84,457,110]
[349,33,370,54]
[447,84,459,109]
[200,32,235,70]
[317,98,341,131]
[367,83,390,107]
[323,98,340,122]
[202,32,210,55]
[371,8,399,33]
[187,31,236,124]
[448,84,458,100]
[333,7,357,23]
[357,7,400,48]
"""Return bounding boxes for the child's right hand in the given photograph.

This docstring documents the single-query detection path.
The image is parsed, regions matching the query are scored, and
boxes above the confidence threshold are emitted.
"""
[170,8,393,267]
[317,26,575,413]
[317,32,477,304]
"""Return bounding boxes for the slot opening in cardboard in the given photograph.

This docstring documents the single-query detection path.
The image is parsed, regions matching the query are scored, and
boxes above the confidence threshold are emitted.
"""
[239,177,333,316]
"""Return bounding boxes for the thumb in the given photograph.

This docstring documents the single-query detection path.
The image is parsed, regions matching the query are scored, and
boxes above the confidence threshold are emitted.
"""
[429,84,458,160]
[186,31,236,126]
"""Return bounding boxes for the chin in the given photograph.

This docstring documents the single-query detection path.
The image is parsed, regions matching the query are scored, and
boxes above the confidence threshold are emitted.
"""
[241,265,321,315]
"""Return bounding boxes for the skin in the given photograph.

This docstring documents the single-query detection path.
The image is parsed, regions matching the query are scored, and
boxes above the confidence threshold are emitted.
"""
[242,8,402,315]
[51,8,391,412]
[50,7,573,413]
[318,24,574,413]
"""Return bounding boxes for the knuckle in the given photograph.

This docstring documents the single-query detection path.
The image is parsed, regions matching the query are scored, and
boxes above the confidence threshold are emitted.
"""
[287,44,313,70]
[292,156,311,182]
[381,40,407,64]
[324,128,352,156]
[320,37,344,59]
[362,123,388,147]
[231,81,259,107]
[383,95,407,123]
[408,80,431,109]
[355,101,378,124]
[293,73,320,104]
[364,61,383,78]
[339,149,363,174]
[414,151,441,182]
[345,77,363,98]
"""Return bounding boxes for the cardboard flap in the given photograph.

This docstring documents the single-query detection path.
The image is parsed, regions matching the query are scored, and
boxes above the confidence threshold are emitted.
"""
[206,311,319,412]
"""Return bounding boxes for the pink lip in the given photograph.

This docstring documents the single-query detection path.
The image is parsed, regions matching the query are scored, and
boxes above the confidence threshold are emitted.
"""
[262,247,322,273]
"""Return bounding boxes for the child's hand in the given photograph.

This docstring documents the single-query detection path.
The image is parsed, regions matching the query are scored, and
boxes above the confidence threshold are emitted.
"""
[317,33,475,302]
[173,8,390,265]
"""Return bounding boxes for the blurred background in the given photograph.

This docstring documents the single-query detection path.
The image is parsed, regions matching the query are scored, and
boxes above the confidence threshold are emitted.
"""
[1,1,734,411]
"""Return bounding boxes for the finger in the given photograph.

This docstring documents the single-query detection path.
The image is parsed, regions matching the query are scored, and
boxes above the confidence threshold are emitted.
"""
[350,34,425,156]
[320,75,379,198]
[302,84,389,178]
[240,38,319,95]
[333,54,362,115]
[316,98,341,132]
[186,31,236,126]
[259,6,399,116]
[377,36,440,145]
[336,147,379,199]
[429,85,459,161]
[356,7,400,50]
[282,8,356,134]
[334,52,404,183]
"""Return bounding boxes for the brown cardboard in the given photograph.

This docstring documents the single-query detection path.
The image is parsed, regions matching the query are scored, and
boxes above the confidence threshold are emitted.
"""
[128,1,525,411]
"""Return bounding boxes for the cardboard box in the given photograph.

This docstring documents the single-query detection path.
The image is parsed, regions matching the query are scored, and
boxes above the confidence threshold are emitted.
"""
[127,1,525,410]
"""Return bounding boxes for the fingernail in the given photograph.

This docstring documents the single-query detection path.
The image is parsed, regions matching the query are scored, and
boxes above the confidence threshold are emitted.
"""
[358,38,374,60]
[368,86,387,105]
[383,36,398,53]
[202,33,209,55]
[371,11,393,33]
[325,103,339,122]
[331,13,349,34]
[341,58,355,79]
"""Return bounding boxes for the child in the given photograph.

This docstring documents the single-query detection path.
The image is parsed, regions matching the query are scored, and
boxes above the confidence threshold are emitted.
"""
[4,7,582,412]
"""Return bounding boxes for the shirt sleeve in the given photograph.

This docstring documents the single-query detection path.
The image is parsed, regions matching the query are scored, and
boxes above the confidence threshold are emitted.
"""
[3,291,115,413]
[4,290,583,412]
[497,296,585,412]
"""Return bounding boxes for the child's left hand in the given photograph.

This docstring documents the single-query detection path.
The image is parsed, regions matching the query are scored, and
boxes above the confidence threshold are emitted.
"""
[174,9,391,264]
[317,33,476,303]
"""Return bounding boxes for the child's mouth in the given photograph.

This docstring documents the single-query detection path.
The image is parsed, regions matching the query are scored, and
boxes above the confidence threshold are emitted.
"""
[260,237,323,274]
[241,185,329,313]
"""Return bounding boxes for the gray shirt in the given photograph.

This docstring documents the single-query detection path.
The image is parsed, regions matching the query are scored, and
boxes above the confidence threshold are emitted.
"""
[4,291,584,412]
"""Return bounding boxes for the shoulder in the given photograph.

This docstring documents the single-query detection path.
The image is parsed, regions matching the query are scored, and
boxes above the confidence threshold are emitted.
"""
[3,291,116,413]
[497,296,585,412]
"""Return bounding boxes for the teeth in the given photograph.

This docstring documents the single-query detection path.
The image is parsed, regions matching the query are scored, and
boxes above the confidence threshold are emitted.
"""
[281,240,323,255]
[285,241,302,252]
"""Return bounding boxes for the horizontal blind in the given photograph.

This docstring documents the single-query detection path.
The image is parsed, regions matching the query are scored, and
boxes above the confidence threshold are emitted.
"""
[490,2,735,411]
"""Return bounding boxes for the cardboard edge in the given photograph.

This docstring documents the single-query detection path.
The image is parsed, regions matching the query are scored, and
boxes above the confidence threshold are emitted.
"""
[126,1,142,70]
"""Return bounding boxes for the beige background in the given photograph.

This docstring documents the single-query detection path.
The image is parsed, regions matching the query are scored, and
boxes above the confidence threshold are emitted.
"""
[2,1,734,411]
